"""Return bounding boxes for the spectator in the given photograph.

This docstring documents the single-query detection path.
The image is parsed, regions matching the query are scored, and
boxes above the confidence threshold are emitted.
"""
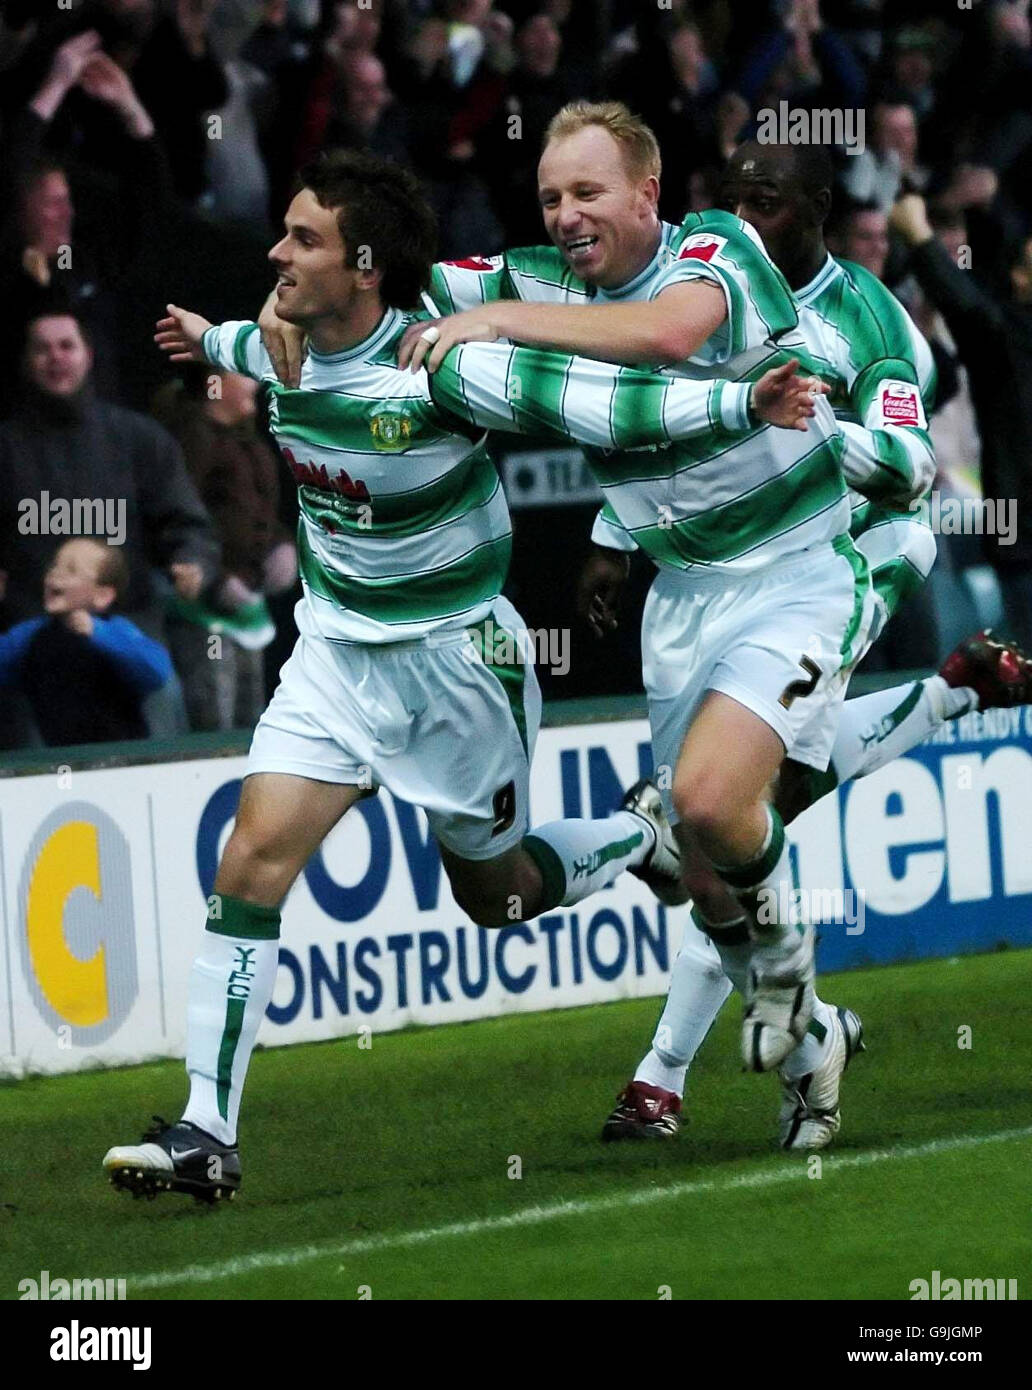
[133,0,228,205]
[153,367,297,731]
[294,5,409,170]
[446,0,493,88]
[329,51,411,163]
[736,0,867,117]
[0,311,219,648]
[880,28,938,123]
[890,191,1032,648]
[841,97,927,211]
[481,11,580,244]
[0,31,169,415]
[613,21,725,222]
[826,197,890,279]
[0,538,172,747]
[202,53,274,234]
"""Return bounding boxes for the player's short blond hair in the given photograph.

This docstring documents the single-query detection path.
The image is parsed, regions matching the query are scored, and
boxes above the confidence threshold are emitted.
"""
[543,101,662,183]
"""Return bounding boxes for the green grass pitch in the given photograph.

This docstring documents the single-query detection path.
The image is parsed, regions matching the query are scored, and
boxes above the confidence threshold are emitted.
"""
[2,949,1030,1300]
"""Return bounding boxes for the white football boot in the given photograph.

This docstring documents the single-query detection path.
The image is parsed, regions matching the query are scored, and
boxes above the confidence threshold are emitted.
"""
[622,779,689,906]
[742,922,817,1073]
[779,1006,865,1150]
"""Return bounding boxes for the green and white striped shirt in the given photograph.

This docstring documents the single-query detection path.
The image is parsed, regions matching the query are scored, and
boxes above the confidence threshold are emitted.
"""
[202,308,756,642]
[793,253,936,504]
[428,212,852,574]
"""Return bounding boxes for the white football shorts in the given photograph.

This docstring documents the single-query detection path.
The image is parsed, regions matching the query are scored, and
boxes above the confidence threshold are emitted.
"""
[644,536,876,820]
[247,596,541,860]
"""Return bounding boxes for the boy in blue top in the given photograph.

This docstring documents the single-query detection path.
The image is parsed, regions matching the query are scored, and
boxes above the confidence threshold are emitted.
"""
[0,537,172,745]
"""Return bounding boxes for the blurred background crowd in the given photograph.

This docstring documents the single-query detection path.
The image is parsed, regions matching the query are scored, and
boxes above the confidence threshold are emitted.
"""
[1,0,1030,746]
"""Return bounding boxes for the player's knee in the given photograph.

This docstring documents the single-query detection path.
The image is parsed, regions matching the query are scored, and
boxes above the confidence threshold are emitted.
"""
[672,776,733,849]
[219,824,297,890]
[446,867,507,928]
[451,885,512,929]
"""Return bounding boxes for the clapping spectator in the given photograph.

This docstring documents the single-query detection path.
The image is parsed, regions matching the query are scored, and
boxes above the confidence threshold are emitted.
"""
[0,30,167,415]
[736,0,867,117]
[0,538,172,747]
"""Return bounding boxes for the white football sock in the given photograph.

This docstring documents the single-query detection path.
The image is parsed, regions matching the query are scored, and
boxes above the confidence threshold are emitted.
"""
[182,909,280,1146]
[831,676,976,784]
[780,997,838,1081]
[634,919,732,1096]
[523,810,655,908]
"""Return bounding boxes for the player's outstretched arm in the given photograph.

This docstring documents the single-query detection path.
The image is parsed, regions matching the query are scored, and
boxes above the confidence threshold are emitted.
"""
[154,305,214,364]
[400,281,729,373]
[429,342,824,448]
[158,311,272,383]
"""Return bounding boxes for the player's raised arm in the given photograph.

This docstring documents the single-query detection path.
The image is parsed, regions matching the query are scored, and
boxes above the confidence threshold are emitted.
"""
[428,341,824,448]
[400,280,729,374]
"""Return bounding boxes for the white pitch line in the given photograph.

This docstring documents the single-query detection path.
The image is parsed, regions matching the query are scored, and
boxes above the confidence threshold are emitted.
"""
[129,1125,1032,1292]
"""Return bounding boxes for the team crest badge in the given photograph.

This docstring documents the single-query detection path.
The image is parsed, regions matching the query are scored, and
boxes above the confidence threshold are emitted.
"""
[369,411,413,450]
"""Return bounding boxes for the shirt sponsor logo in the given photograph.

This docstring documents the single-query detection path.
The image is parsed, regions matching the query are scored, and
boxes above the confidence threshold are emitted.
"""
[879,381,923,427]
[281,446,370,502]
[677,233,726,263]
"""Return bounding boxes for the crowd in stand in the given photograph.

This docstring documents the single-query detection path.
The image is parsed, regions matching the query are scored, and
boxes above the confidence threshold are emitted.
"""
[1,0,1030,745]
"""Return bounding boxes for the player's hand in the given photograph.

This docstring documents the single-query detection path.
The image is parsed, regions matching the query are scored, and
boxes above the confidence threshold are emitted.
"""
[577,546,630,638]
[170,561,205,601]
[259,289,307,388]
[398,310,503,374]
[63,609,94,637]
[154,304,213,363]
[750,359,827,431]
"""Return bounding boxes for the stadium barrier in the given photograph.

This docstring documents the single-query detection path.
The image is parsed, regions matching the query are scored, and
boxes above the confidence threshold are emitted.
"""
[2,692,1031,1077]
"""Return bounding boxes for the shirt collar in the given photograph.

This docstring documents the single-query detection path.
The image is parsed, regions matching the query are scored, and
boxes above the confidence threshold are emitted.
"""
[307,307,403,364]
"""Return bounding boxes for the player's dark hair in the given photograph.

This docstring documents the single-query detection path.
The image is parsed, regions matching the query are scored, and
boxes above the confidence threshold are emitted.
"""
[786,144,835,201]
[728,140,834,203]
[297,151,438,309]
